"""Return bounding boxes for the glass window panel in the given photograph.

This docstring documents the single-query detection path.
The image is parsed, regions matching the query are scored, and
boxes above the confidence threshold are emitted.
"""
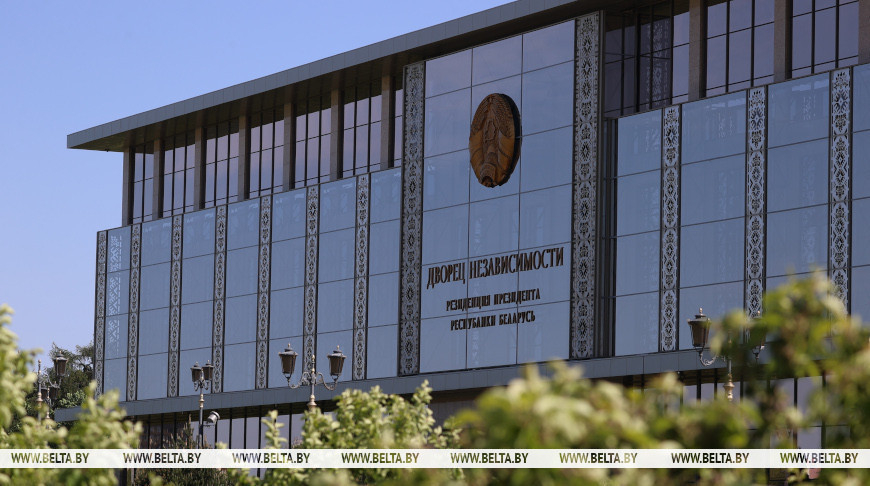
[179,347,212,396]
[423,206,468,264]
[217,159,228,200]
[143,179,153,218]
[793,0,812,15]
[467,307,517,368]
[315,330,352,382]
[306,138,319,183]
[516,242,570,305]
[522,21,574,72]
[270,287,304,338]
[420,316,466,372]
[321,107,332,135]
[729,0,752,31]
[272,189,307,241]
[108,226,131,272]
[680,218,744,287]
[767,139,829,212]
[182,209,215,258]
[521,62,573,134]
[728,29,752,84]
[753,24,774,79]
[614,292,659,356]
[814,8,837,64]
[466,253,523,314]
[226,247,258,298]
[369,221,400,275]
[250,154,261,196]
[271,237,305,290]
[617,170,661,235]
[681,155,745,225]
[371,93,382,122]
[230,417,245,449]
[517,301,569,363]
[766,205,827,276]
[104,315,127,360]
[228,200,260,250]
[225,294,257,345]
[371,168,401,223]
[707,1,727,37]
[355,126,368,169]
[318,229,355,282]
[616,232,660,295]
[469,151,520,202]
[839,2,859,59]
[205,163,215,205]
[519,127,572,192]
[137,353,168,400]
[106,271,130,316]
[850,266,870,322]
[268,336,303,388]
[181,301,212,350]
[368,272,399,327]
[181,255,214,305]
[424,89,471,157]
[367,325,397,379]
[472,36,522,85]
[768,75,829,147]
[134,151,145,181]
[791,14,813,71]
[617,109,661,176]
[163,174,174,216]
[317,280,354,333]
[706,35,727,89]
[369,121,381,167]
[140,263,170,311]
[142,220,172,266]
[320,179,356,232]
[469,196,519,258]
[851,198,870,266]
[425,50,471,97]
[224,343,256,392]
[421,260,469,320]
[672,44,689,97]
[139,308,169,355]
[519,185,571,249]
[357,97,370,126]
[343,128,354,171]
[104,358,127,401]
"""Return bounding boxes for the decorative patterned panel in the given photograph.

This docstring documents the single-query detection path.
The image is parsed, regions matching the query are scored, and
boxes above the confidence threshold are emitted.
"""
[167,215,183,397]
[126,223,141,401]
[94,231,107,397]
[571,12,600,359]
[830,68,851,307]
[256,196,272,389]
[660,106,680,352]
[746,87,767,318]
[399,61,424,376]
[303,186,320,374]
[212,205,227,393]
[353,174,370,380]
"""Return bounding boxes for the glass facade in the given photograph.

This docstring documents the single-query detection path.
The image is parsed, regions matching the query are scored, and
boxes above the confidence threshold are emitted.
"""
[162,131,196,216]
[131,144,155,223]
[294,95,332,187]
[342,82,383,178]
[791,0,858,76]
[705,0,774,95]
[249,108,285,198]
[204,120,240,208]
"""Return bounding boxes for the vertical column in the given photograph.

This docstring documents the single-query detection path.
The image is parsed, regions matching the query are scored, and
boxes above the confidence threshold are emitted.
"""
[212,205,227,393]
[126,224,141,401]
[256,196,272,389]
[330,87,344,180]
[398,62,424,376]
[283,100,296,191]
[746,87,767,317]
[861,0,870,63]
[167,215,183,397]
[688,0,705,101]
[194,125,205,210]
[303,186,320,373]
[660,106,681,352]
[153,138,165,219]
[830,68,852,307]
[353,174,370,380]
[773,0,792,82]
[571,12,601,360]
[122,148,132,225]
[239,110,251,201]
[380,73,396,170]
[94,231,108,397]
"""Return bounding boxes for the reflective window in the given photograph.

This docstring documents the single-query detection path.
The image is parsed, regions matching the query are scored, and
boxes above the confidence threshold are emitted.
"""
[680,219,744,287]
[226,247,258,298]
[424,88,471,158]
[223,343,256,392]
[423,151,470,211]
[369,221,400,275]
[131,144,156,223]
[272,189,307,241]
[394,85,404,167]
[681,92,746,164]
[603,0,691,117]
[162,132,196,217]
[767,139,828,211]
[425,50,471,98]
[108,227,131,272]
[249,107,285,198]
[517,243,571,304]
[852,131,870,199]
[469,196,519,257]
[294,95,332,187]
[104,315,128,360]
[681,155,745,225]
[181,255,214,305]
[420,316,466,372]
[137,353,168,400]
[473,36,521,85]
[768,74,829,147]
[617,110,661,176]
[318,229,354,282]
[616,232,660,295]
[853,199,870,266]
[367,325,397,379]
[140,263,170,311]
[225,294,257,345]
[792,0,858,77]
[368,273,399,327]
[106,272,130,317]
[766,205,827,276]
[519,185,572,249]
[317,280,353,333]
[370,168,401,223]
[270,287,304,338]
[467,309,518,368]
[182,209,215,259]
[516,301,569,363]
[204,120,240,208]
[228,200,260,250]
[342,81,383,178]
[104,358,127,401]
[522,21,574,73]
[320,179,356,232]
[617,171,661,235]
[519,127,572,192]
[422,206,469,264]
[614,292,659,355]
[521,62,573,135]
[142,219,172,266]
[181,301,213,350]
[139,308,169,355]
[706,0,774,95]
[850,266,870,321]
[852,64,870,132]
[271,238,305,290]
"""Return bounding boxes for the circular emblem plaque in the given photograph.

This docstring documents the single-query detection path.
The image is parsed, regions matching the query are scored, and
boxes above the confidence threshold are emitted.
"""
[468,93,521,188]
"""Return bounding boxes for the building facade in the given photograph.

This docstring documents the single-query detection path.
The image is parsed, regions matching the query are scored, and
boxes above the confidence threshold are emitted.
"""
[62,0,869,451]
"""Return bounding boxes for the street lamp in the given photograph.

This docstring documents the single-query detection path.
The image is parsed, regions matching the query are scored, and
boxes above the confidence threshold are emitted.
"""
[34,354,69,420]
[687,309,736,402]
[279,343,346,412]
[190,360,215,448]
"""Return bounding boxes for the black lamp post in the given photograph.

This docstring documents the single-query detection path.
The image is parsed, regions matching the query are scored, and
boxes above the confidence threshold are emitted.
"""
[279,344,346,412]
[190,360,215,448]
[35,354,69,420]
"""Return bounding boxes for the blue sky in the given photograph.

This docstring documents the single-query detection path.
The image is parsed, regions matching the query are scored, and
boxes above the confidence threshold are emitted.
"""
[0,1,511,361]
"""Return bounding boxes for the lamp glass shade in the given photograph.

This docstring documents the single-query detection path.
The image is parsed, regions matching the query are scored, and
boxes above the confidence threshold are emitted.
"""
[202,361,214,382]
[48,384,59,401]
[327,346,346,379]
[190,362,203,384]
[53,355,68,377]
[279,344,298,377]
[688,313,711,349]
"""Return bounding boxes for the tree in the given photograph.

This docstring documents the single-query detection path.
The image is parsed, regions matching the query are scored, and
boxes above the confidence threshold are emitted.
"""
[0,304,141,485]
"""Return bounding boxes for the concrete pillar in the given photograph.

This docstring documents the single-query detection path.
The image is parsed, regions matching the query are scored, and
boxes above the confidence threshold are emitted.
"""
[330,85,344,180]
[153,137,164,219]
[193,123,205,210]
[380,72,395,170]
[773,0,791,82]
[860,0,870,63]
[122,147,132,225]
[688,0,705,101]
[282,96,295,191]
[238,105,251,200]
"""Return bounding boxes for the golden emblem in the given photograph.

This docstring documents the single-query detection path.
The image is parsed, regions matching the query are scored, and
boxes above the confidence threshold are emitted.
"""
[469,93,521,187]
